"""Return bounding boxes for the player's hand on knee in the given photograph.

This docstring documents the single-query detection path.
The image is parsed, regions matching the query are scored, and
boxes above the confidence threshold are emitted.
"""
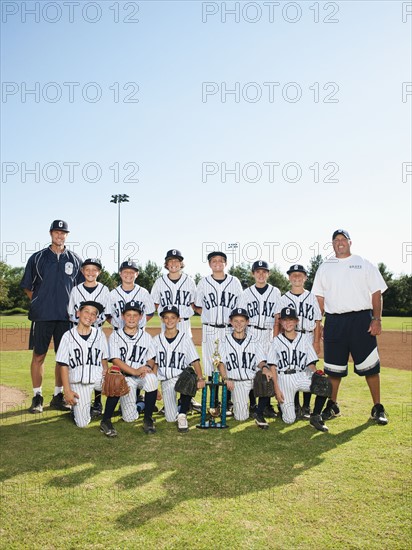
[275,389,284,403]
[64,389,79,405]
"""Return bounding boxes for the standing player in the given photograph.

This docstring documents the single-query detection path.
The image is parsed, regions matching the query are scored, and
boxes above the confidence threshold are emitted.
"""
[267,307,329,432]
[312,229,388,425]
[68,258,110,327]
[217,308,268,427]
[108,261,155,331]
[101,301,158,437]
[194,251,242,411]
[56,301,108,428]
[151,249,196,336]
[276,264,322,419]
[152,306,206,433]
[194,251,243,376]
[67,258,110,418]
[20,220,83,413]
[239,260,281,418]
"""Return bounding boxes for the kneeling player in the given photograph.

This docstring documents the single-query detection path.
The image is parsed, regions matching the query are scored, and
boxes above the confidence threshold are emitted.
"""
[268,307,329,432]
[57,301,108,428]
[152,306,205,433]
[101,301,158,437]
[217,308,269,427]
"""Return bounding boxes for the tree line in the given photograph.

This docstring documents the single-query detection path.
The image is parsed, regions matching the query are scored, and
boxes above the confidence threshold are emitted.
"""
[0,257,410,316]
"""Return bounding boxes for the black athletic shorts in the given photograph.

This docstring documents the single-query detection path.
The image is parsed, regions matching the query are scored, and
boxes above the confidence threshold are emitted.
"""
[29,320,70,355]
[323,310,380,377]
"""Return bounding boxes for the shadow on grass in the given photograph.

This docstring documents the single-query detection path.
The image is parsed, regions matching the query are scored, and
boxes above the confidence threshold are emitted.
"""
[0,404,374,530]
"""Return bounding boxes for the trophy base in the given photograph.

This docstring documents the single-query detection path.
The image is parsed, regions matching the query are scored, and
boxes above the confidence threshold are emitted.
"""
[196,421,228,429]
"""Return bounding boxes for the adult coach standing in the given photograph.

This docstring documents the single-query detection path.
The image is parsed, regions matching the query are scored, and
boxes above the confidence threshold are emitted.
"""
[312,229,388,425]
[21,220,83,413]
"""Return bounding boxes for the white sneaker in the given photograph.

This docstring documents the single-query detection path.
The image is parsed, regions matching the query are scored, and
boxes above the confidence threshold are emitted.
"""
[177,413,189,433]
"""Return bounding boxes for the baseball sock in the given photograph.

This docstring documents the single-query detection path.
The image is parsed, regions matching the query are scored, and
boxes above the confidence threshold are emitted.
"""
[179,394,191,414]
[249,389,256,408]
[257,396,270,414]
[103,396,120,421]
[54,386,63,396]
[303,392,311,407]
[313,396,327,415]
[294,392,301,408]
[93,390,101,405]
[143,390,157,420]
[33,387,42,396]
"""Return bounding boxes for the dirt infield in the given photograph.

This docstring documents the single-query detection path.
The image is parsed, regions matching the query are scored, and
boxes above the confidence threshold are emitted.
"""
[1,327,411,371]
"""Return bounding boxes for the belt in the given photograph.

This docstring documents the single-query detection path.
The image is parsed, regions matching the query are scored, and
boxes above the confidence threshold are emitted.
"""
[250,325,269,331]
[204,323,228,328]
[295,329,313,334]
[281,369,296,375]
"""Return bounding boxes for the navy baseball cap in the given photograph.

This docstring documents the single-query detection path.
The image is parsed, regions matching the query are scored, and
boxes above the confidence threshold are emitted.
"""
[165,249,184,261]
[82,258,102,270]
[287,264,307,275]
[207,251,227,262]
[332,229,350,240]
[50,220,69,232]
[252,260,269,272]
[229,307,249,320]
[79,301,104,315]
[123,301,142,314]
[280,307,298,320]
[119,260,139,272]
[160,305,180,317]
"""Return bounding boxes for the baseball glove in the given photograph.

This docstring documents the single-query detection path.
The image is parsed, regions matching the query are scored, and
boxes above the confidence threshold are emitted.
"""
[174,367,198,397]
[310,371,332,397]
[253,369,276,398]
[102,366,130,397]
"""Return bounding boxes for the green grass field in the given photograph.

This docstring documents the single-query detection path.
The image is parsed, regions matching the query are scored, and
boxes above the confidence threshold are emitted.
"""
[0,350,411,549]
[0,315,410,331]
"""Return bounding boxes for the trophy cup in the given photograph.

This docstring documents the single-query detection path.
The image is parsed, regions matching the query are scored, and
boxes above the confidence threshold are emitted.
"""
[197,339,228,429]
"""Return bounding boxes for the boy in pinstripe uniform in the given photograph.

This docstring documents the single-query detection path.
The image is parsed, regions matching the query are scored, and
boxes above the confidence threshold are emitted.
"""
[56,301,108,428]
[152,306,206,433]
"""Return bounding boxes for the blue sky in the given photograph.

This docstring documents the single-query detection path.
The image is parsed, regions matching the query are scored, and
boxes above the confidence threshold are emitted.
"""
[1,0,411,278]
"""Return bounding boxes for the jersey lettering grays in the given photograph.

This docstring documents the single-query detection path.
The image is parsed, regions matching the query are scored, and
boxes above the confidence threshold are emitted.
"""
[220,334,265,380]
[195,275,243,324]
[109,329,155,369]
[21,246,83,321]
[278,290,322,332]
[239,284,281,329]
[151,274,196,318]
[152,332,199,380]
[267,334,318,372]
[68,282,110,327]
[109,284,155,330]
[56,327,108,384]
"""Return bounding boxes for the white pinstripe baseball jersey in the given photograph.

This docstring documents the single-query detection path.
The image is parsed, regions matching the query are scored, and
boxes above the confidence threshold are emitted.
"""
[56,327,108,384]
[278,290,322,332]
[152,332,199,381]
[68,282,110,327]
[109,328,155,367]
[195,275,243,325]
[151,274,196,318]
[239,284,281,329]
[219,334,265,380]
[267,333,318,372]
[109,284,155,330]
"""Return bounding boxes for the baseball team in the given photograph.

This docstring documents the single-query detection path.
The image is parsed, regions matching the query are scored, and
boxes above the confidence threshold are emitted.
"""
[20,220,389,437]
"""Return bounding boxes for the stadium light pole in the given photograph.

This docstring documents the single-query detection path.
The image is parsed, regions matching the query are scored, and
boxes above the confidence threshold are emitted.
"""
[110,194,130,270]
